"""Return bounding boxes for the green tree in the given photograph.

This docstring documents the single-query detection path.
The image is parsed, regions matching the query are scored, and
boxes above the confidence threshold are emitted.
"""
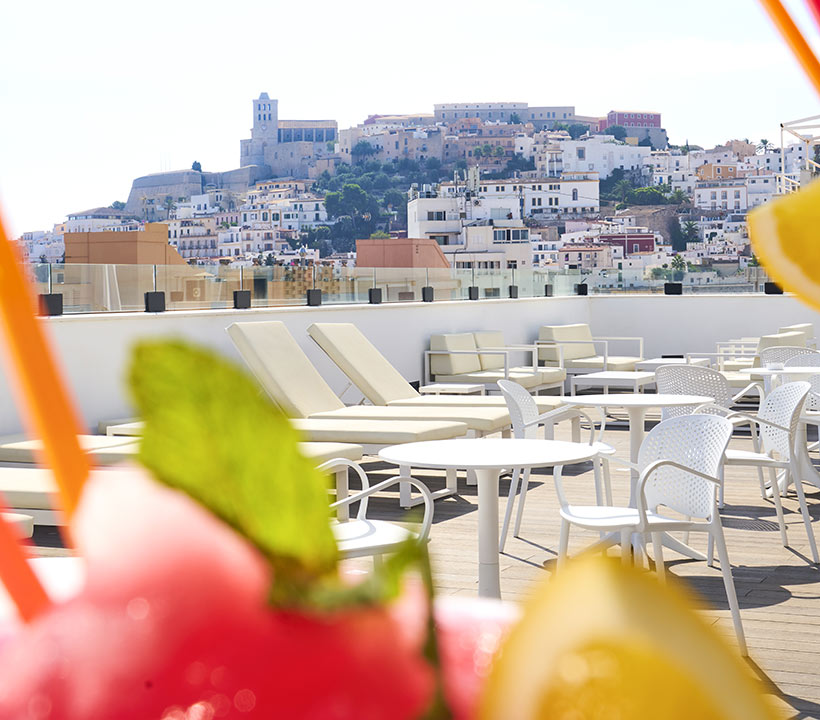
[164,195,176,218]
[670,254,686,271]
[625,186,668,205]
[604,125,627,141]
[553,122,570,133]
[492,145,505,157]
[568,123,588,139]
[669,189,688,205]
[682,220,699,244]
[351,140,376,163]
[613,179,632,203]
[191,161,202,172]
[109,200,126,210]
[757,138,773,154]
[369,230,390,239]
[472,146,484,158]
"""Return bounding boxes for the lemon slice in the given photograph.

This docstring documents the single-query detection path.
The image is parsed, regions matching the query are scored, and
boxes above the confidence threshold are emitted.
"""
[749,177,820,311]
[480,558,777,720]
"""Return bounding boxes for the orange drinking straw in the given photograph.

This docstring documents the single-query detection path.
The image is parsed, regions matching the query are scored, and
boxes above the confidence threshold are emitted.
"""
[759,0,820,96]
[0,512,50,622]
[0,213,90,520]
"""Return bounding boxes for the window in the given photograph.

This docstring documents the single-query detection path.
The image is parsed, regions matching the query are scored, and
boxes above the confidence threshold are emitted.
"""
[572,189,578,201]
[576,148,585,160]
[427,211,445,221]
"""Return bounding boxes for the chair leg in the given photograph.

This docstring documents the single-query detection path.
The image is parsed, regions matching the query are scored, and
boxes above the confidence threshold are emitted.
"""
[445,467,458,495]
[620,528,632,567]
[712,523,748,657]
[558,518,570,569]
[571,416,581,443]
[707,533,715,568]
[791,472,819,563]
[770,470,789,548]
[603,459,613,506]
[499,469,521,552]
[513,468,532,538]
[651,532,665,583]
[593,459,604,506]
[751,426,767,497]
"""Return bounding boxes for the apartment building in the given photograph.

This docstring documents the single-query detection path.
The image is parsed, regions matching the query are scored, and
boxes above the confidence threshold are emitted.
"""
[694,180,748,211]
[557,245,614,270]
[560,136,651,180]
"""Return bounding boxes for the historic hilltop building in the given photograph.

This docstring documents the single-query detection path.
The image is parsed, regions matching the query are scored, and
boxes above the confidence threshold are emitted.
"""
[239,93,337,177]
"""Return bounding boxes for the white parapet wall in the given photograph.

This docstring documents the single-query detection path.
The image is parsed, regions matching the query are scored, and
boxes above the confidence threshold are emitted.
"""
[0,294,816,436]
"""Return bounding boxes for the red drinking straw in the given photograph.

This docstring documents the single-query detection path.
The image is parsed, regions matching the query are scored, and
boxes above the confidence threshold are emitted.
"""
[806,0,820,31]
[759,0,820,96]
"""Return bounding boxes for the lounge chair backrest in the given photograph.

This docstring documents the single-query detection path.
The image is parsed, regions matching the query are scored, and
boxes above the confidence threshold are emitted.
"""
[429,333,481,376]
[227,321,345,418]
[779,323,814,343]
[538,324,595,364]
[474,331,506,370]
[754,331,806,368]
[307,323,418,405]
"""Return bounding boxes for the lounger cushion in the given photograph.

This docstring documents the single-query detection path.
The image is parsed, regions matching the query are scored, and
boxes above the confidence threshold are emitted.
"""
[429,334,482,376]
[106,421,143,436]
[387,395,564,413]
[722,358,755,372]
[538,324,596,364]
[758,331,806,352]
[779,324,813,343]
[227,321,345,418]
[299,442,363,464]
[309,405,510,433]
[0,468,59,510]
[291,419,467,444]
[307,323,418,405]
[565,356,640,371]
[0,435,139,466]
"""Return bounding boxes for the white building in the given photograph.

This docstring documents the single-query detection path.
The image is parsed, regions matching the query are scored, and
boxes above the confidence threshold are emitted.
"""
[560,136,651,180]
[694,181,748,211]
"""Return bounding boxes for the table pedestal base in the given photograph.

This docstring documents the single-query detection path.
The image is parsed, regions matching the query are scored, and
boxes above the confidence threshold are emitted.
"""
[476,467,501,598]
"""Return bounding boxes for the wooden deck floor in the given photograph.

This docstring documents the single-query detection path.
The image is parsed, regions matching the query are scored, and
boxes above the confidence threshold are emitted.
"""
[26,411,820,717]
[357,414,820,719]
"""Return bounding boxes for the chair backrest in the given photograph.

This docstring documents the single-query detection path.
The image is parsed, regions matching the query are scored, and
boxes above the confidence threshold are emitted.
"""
[785,353,820,368]
[784,354,820,409]
[538,324,595,364]
[227,321,345,418]
[429,333,481,376]
[498,379,540,439]
[639,414,733,520]
[757,381,810,461]
[760,346,819,366]
[307,323,418,405]
[655,365,732,419]
[779,323,814,344]
[474,331,506,370]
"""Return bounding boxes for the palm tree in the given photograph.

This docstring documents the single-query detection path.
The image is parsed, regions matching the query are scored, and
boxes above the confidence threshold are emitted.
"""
[613,179,632,203]
[757,138,774,154]
[669,189,688,205]
[682,220,699,244]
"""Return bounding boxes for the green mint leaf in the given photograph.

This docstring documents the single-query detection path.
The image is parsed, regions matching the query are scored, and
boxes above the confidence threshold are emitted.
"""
[129,340,338,604]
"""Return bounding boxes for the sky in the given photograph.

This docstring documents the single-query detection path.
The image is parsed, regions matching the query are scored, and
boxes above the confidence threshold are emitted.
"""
[2,0,820,236]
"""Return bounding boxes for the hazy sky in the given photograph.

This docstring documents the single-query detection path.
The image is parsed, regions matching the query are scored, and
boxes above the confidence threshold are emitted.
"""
[2,0,820,235]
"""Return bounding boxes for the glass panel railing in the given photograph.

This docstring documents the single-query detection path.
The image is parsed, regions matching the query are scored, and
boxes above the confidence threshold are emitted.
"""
[27,262,779,314]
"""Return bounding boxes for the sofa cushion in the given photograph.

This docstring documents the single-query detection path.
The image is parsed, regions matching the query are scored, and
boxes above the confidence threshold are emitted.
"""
[291,418,467,444]
[430,333,481,376]
[538,324,596,364]
[473,331,507,370]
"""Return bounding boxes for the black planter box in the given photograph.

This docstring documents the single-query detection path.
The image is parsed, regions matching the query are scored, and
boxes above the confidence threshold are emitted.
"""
[544,284,553,297]
[306,289,322,306]
[421,286,434,303]
[764,282,783,295]
[233,290,251,309]
[508,285,519,299]
[664,282,683,295]
[368,287,383,304]
[468,286,479,301]
[38,293,63,317]
[575,284,588,296]
[144,291,165,313]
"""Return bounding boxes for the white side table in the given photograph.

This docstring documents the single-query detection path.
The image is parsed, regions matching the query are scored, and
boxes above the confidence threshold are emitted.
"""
[419,383,486,396]
[570,371,655,395]
[379,438,597,599]
[636,357,710,372]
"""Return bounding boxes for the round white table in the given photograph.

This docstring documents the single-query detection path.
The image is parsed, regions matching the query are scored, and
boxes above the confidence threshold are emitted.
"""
[379,438,598,599]
[740,366,820,395]
[559,393,713,560]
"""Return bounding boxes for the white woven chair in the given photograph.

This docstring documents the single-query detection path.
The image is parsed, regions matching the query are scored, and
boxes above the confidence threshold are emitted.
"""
[323,458,433,561]
[784,354,820,448]
[721,381,819,564]
[554,414,747,655]
[760,346,820,367]
[497,379,614,552]
[656,364,766,505]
